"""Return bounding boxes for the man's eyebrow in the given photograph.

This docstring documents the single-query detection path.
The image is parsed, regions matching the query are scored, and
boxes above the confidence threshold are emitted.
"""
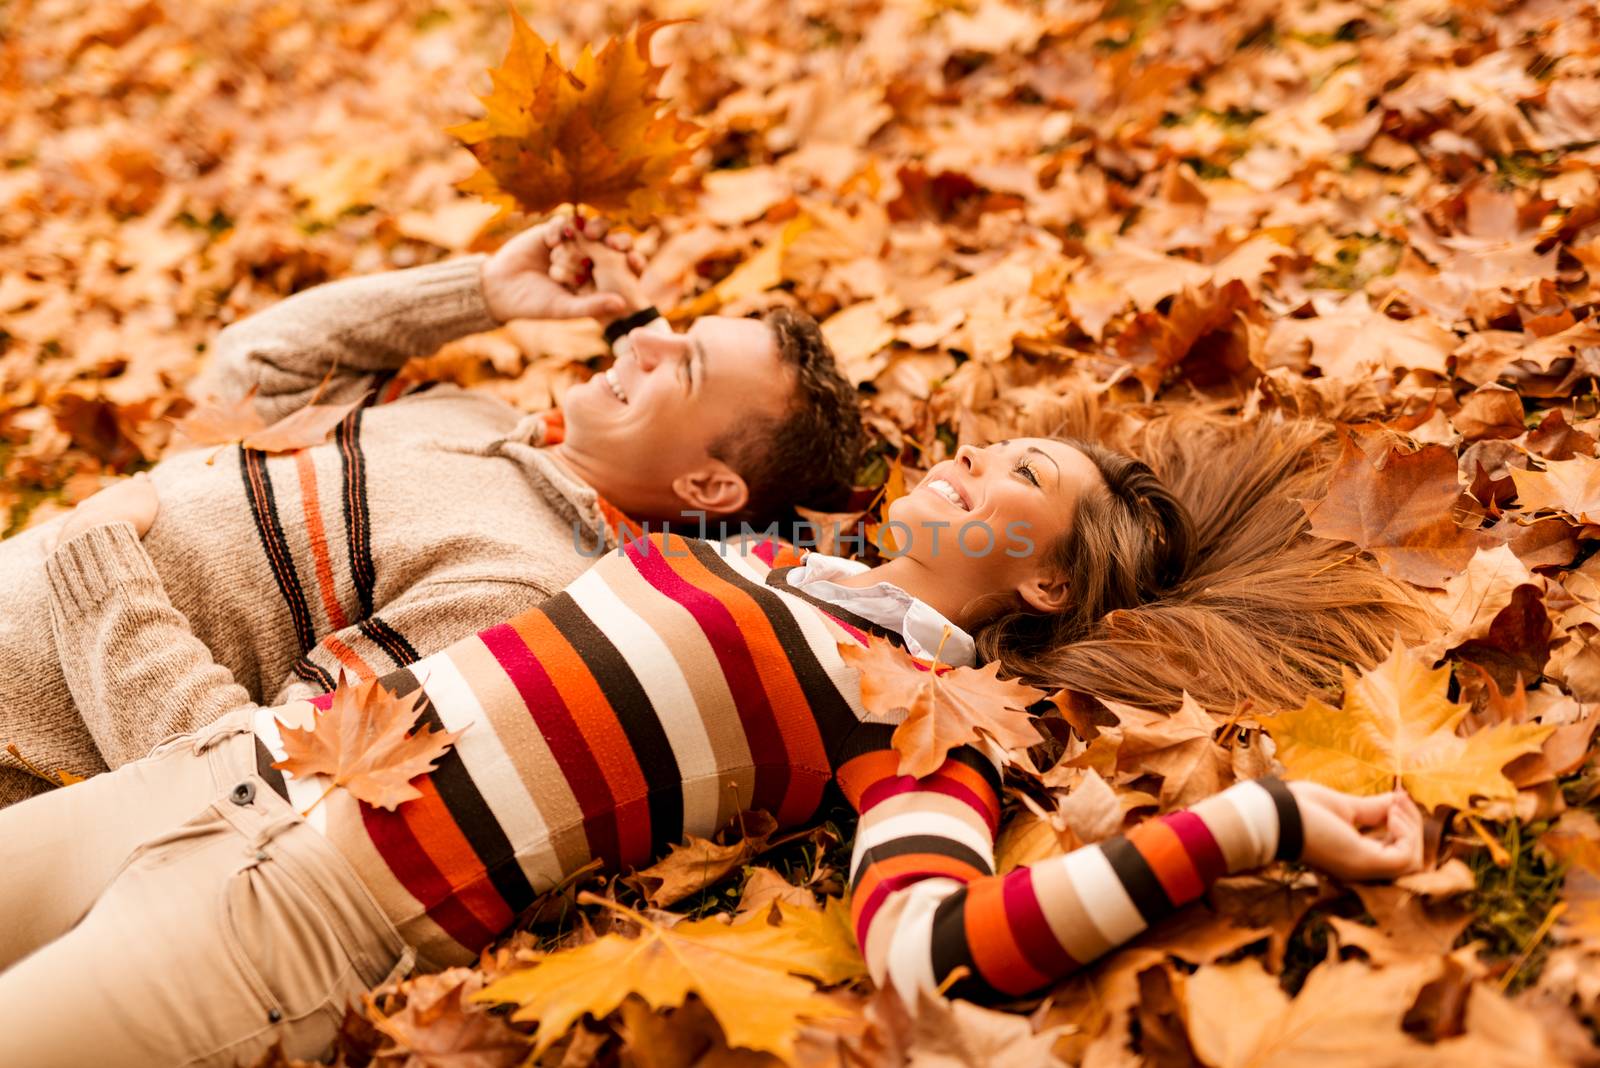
[689,335,706,394]
[1026,445,1061,487]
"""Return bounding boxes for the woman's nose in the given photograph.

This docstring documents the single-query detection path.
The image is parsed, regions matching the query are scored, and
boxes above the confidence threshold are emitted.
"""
[955,443,983,474]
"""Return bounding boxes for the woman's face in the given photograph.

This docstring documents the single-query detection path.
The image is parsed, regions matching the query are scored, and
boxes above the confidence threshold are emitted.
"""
[885,437,1105,615]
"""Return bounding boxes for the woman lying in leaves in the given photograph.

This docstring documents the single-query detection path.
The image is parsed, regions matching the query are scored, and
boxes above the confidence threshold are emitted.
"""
[0,408,1435,1066]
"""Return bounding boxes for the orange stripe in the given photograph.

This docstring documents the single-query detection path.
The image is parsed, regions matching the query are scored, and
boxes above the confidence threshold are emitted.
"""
[399,777,512,934]
[963,878,1051,994]
[662,543,830,821]
[293,450,350,631]
[508,610,653,865]
[852,852,985,915]
[836,750,901,806]
[929,761,1001,811]
[1127,819,1205,904]
[322,634,375,680]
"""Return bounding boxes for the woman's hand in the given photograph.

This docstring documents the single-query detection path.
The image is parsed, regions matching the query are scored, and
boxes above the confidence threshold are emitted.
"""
[47,472,161,553]
[564,217,650,318]
[1288,779,1425,882]
[480,216,630,324]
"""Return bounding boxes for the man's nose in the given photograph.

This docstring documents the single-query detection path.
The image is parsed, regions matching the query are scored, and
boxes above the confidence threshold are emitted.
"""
[630,331,685,372]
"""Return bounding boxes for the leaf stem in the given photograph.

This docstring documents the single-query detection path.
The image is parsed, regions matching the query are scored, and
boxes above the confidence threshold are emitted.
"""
[300,781,337,819]
[4,743,67,788]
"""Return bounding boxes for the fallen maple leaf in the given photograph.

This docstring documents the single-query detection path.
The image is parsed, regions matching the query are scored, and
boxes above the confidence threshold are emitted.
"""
[1510,455,1600,524]
[630,810,777,907]
[839,636,1044,778]
[1262,638,1551,811]
[450,13,701,223]
[371,968,529,1068]
[1301,430,1495,588]
[475,895,864,1060]
[1184,957,1441,1068]
[1102,692,1233,809]
[273,675,463,812]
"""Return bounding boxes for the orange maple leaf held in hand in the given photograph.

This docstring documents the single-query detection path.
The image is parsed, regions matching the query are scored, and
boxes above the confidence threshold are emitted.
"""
[839,636,1044,778]
[273,675,463,812]
[450,12,702,224]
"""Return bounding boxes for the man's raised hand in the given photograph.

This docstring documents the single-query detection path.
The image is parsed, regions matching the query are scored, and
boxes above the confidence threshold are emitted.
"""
[479,216,630,324]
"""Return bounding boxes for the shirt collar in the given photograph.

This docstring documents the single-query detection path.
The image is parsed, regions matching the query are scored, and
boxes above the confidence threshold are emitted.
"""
[784,552,977,667]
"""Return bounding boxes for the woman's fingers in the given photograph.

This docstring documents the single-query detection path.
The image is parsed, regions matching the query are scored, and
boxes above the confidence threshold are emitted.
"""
[1348,790,1399,827]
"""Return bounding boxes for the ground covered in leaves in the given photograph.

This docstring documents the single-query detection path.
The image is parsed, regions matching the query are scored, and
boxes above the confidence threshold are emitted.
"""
[5,0,1600,1063]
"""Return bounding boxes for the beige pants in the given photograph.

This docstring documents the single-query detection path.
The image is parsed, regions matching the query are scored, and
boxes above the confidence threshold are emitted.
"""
[0,710,413,1066]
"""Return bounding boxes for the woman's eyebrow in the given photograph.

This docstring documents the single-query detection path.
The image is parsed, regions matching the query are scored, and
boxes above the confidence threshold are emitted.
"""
[1027,445,1061,487]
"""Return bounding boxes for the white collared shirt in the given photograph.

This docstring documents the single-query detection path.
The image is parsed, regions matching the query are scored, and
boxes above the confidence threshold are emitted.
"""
[782,552,977,667]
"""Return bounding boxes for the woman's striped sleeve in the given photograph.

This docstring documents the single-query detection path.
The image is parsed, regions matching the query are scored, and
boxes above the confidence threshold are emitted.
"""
[838,746,1304,1004]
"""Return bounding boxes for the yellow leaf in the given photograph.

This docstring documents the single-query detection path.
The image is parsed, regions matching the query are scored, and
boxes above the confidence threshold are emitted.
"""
[1262,639,1552,811]
[450,13,702,223]
[475,897,864,1059]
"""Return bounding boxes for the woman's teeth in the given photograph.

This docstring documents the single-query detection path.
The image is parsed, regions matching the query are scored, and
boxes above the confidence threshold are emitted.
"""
[925,478,966,509]
[604,367,628,404]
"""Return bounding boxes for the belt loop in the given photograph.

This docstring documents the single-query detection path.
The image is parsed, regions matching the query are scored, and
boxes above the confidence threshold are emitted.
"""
[376,944,417,989]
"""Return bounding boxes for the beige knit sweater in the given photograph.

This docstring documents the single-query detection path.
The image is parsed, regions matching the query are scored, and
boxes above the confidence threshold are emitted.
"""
[0,256,614,806]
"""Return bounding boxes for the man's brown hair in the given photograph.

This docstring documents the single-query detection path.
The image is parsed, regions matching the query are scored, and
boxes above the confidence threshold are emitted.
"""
[709,307,863,525]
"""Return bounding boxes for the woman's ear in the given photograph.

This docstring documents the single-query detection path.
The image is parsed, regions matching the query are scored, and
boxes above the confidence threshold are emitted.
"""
[672,461,749,517]
[1017,571,1071,614]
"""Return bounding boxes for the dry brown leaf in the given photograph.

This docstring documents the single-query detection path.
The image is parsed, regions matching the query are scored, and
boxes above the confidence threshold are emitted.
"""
[839,636,1044,778]
[1102,693,1232,809]
[273,675,464,812]
[371,968,530,1068]
[1302,431,1495,588]
[1184,957,1441,1068]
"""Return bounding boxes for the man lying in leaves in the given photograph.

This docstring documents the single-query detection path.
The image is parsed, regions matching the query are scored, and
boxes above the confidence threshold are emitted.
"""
[0,215,864,806]
[0,408,1428,1066]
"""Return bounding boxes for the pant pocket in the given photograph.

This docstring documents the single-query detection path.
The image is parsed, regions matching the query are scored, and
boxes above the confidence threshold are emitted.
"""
[220,854,368,1025]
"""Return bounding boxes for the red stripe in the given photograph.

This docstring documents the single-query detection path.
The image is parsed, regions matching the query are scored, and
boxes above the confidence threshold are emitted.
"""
[1163,809,1228,885]
[1001,867,1080,977]
[858,774,998,832]
[628,537,795,815]
[478,621,620,869]
[360,799,499,950]
[395,777,515,938]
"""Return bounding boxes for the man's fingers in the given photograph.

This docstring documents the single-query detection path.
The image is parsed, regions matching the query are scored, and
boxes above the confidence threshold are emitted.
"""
[604,232,632,252]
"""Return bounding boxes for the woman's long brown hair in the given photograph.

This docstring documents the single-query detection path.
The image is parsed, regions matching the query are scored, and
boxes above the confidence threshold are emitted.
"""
[974,392,1441,713]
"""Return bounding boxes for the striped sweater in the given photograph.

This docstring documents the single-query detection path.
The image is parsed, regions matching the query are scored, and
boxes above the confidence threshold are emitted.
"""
[247,531,1302,1000]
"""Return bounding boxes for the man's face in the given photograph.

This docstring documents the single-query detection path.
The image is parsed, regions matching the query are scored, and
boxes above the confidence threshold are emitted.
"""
[560,315,790,515]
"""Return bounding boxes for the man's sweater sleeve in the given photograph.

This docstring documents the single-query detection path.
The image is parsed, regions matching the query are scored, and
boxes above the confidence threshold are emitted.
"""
[839,742,1303,1005]
[44,523,258,768]
[192,256,502,424]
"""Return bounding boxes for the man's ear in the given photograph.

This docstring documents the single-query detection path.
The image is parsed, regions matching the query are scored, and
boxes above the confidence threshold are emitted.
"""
[1016,570,1070,614]
[671,461,749,517]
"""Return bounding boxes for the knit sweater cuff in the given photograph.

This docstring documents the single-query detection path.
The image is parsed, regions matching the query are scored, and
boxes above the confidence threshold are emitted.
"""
[404,254,501,338]
[46,521,165,617]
